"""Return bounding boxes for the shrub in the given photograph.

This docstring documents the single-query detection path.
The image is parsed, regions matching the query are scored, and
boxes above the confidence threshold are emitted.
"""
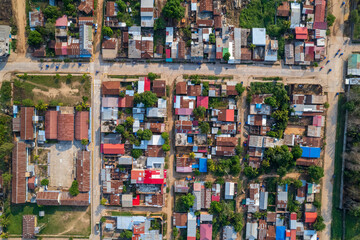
[131,149,143,159]
[69,180,79,196]
[162,144,170,152]
[41,179,49,186]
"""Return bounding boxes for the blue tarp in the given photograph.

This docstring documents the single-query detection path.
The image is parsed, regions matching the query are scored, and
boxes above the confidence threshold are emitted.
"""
[199,158,207,172]
[256,104,262,109]
[188,136,193,144]
[276,226,286,240]
[192,164,199,168]
[300,147,321,158]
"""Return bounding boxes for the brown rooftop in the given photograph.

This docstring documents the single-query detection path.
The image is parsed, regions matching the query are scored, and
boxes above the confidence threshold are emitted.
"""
[110,194,120,205]
[102,81,121,95]
[77,151,90,192]
[153,80,166,97]
[45,111,58,139]
[146,145,165,157]
[178,41,185,59]
[36,191,60,206]
[102,38,117,49]
[226,85,238,96]
[216,137,238,147]
[267,212,276,222]
[199,0,213,12]
[241,48,252,60]
[20,107,34,140]
[145,123,165,133]
[174,213,187,227]
[12,141,27,204]
[60,192,89,206]
[75,111,89,140]
[188,85,202,96]
[277,1,290,17]
[176,82,187,95]
[106,1,116,16]
[23,215,36,239]
[58,113,74,141]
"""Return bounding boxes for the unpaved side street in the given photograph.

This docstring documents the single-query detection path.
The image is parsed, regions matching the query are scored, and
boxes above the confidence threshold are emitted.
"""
[11,0,26,56]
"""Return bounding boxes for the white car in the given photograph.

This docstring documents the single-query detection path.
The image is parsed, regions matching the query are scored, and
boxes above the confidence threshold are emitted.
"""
[95,24,98,30]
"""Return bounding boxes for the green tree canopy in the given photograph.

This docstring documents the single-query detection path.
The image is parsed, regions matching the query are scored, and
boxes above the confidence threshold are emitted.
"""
[235,83,245,95]
[176,193,195,212]
[131,149,143,158]
[28,30,44,48]
[41,179,49,186]
[43,6,62,21]
[193,106,206,119]
[134,91,158,107]
[223,52,231,62]
[102,26,113,37]
[154,17,166,31]
[199,121,210,134]
[308,166,324,183]
[147,72,158,81]
[209,33,216,44]
[327,13,336,27]
[313,216,326,231]
[291,145,303,159]
[69,180,79,196]
[162,0,185,20]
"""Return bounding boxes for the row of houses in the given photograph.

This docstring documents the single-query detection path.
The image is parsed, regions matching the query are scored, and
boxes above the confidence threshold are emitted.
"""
[100,78,168,207]
[245,181,320,240]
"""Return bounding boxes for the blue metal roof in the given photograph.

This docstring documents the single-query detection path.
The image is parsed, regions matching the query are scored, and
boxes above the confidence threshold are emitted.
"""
[276,226,286,240]
[199,158,207,172]
[300,146,321,158]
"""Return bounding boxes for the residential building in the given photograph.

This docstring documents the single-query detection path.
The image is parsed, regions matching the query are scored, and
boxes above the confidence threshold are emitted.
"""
[0,25,11,58]
[141,0,154,27]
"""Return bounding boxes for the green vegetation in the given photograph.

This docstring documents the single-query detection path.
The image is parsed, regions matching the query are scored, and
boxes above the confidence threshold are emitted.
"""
[147,72,159,81]
[313,216,326,231]
[308,166,324,183]
[134,91,158,107]
[137,129,153,141]
[116,0,140,26]
[120,230,133,239]
[248,82,290,138]
[7,203,90,236]
[208,156,241,177]
[28,30,43,48]
[235,83,245,95]
[209,33,216,44]
[183,75,233,80]
[69,180,79,196]
[331,95,345,240]
[175,194,195,212]
[223,52,230,62]
[345,213,360,239]
[41,179,49,186]
[199,122,210,134]
[131,149,143,159]
[327,14,336,27]
[102,26,113,37]
[162,0,185,20]
[193,106,206,119]
[209,201,243,236]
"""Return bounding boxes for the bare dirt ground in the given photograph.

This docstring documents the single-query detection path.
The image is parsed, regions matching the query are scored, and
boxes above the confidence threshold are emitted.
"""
[11,0,26,55]
[47,141,81,189]
[0,0,12,24]
[93,0,105,60]
[284,125,306,135]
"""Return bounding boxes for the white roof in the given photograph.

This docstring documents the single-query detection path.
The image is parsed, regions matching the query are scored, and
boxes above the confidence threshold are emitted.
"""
[166,27,174,44]
[158,98,167,109]
[252,28,266,46]
[290,2,301,28]
[246,222,258,240]
[148,135,165,146]
[138,80,145,93]
[191,3,197,11]
[146,157,165,168]
[116,216,147,229]
[225,182,235,199]
[187,212,197,237]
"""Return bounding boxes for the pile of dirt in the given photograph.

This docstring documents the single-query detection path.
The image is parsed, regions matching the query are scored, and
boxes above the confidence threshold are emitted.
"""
[0,0,12,24]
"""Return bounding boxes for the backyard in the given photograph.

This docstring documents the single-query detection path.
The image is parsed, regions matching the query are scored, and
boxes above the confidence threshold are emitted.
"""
[8,204,90,237]
[12,74,91,106]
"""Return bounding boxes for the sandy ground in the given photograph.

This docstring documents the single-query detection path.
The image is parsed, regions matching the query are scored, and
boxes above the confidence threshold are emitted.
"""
[284,126,306,135]
[47,142,81,189]
[11,0,26,55]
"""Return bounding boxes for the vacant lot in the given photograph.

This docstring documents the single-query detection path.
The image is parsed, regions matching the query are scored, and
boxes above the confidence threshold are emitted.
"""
[0,0,12,24]
[47,141,82,189]
[8,204,90,237]
[13,74,91,106]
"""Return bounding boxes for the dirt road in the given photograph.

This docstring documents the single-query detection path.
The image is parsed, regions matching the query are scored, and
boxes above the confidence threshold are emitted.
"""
[93,0,105,60]
[11,0,26,55]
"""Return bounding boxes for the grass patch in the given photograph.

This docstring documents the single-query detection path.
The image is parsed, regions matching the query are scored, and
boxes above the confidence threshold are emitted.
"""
[263,77,282,81]
[331,94,346,240]
[183,74,233,80]
[111,211,133,216]
[8,204,90,236]
[345,214,360,239]
[209,97,229,109]
[109,75,148,79]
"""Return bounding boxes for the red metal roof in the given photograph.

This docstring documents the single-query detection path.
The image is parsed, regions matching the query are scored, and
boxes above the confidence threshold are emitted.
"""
[101,144,125,154]
[45,111,58,139]
[20,107,34,140]
[60,192,89,206]
[295,27,308,40]
[75,111,89,140]
[305,212,317,223]
[55,15,67,27]
[315,0,326,22]
[102,81,121,95]
[12,142,27,204]
[197,96,209,109]
[143,169,166,184]
[57,113,74,141]
[290,213,297,220]
[133,195,140,206]
[36,191,60,205]
[144,77,151,91]
[218,109,235,122]
[77,151,90,192]
[200,224,212,240]
[166,49,171,58]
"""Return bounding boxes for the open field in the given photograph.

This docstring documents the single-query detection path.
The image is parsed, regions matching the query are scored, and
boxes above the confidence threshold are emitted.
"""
[0,0,12,24]
[331,95,345,240]
[8,204,90,236]
[345,214,360,240]
[12,74,91,106]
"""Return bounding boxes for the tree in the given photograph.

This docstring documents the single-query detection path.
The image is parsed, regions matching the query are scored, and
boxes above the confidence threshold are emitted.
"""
[223,52,231,62]
[350,10,359,24]
[147,72,158,81]
[193,106,206,119]
[116,0,127,11]
[327,13,336,27]
[69,180,79,196]
[116,124,125,134]
[120,230,133,239]
[173,227,179,237]
[308,166,324,183]
[313,200,321,208]
[161,132,169,141]
[264,96,277,108]
[28,30,43,47]
[134,92,158,107]
[243,165,259,178]
[162,0,185,20]
[199,121,210,134]
[154,17,166,31]
[125,116,134,128]
[162,144,170,151]
[22,99,34,107]
[41,179,49,186]
[189,152,196,159]
[102,26,113,37]
[100,217,106,223]
[230,156,241,176]
[291,145,303,159]
[345,101,355,111]
[100,198,107,205]
[313,216,326,231]
[292,179,303,188]
[131,149,143,158]
[216,177,225,184]
[249,44,256,50]
[0,142,14,155]
[324,102,330,108]
[35,100,48,111]
[176,193,195,212]
[235,83,245,95]
[2,173,11,186]
[205,181,212,189]
[209,33,216,44]
[43,6,62,21]
[277,166,287,177]
[81,139,89,146]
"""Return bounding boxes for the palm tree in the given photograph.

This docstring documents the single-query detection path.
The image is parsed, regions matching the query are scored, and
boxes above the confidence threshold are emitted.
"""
[35,100,48,112]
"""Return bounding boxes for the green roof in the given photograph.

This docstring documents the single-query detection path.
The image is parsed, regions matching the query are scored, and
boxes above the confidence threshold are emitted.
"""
[348,54,360,70]
[223,48,229,56]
